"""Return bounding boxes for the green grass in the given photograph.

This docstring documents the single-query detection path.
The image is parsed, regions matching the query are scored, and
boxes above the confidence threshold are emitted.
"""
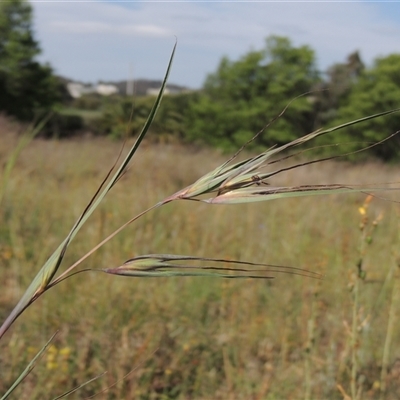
[1,124,400,399]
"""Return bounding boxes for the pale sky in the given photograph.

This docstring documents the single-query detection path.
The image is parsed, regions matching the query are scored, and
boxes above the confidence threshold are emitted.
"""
[31,1,400,88]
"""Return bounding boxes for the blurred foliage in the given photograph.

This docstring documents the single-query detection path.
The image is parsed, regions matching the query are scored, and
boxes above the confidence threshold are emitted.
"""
[313,51,364,127]
[3,8,400,161]
[97,93,193,141]
[325,54,400,161]
[0,0,64,121]
[184,36,320,152]
[70,93,104,111]
[41,112,85,139]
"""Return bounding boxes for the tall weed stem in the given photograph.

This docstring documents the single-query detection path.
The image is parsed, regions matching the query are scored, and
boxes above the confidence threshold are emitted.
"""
[304,281,319,400]
[351,195,380,400]
[379,213,400,399]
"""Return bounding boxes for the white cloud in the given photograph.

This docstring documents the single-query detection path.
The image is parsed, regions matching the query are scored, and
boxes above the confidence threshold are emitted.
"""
[51,20,171,37]
[50,20,112,34]
[32,1,400,88]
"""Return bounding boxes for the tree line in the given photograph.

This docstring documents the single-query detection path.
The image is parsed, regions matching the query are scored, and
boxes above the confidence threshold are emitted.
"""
[2,0,400,160]
[103,36,400,160]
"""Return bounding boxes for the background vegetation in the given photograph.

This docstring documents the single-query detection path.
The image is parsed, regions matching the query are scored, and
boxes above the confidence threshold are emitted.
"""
[0,0,65,121]
[2,0,400,160]
[61,39,400,161]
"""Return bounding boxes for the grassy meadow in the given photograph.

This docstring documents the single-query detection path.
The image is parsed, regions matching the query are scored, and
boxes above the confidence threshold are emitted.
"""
[1,115,400,399]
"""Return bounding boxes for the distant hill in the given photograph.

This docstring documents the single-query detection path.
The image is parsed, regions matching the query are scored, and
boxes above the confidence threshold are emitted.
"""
[58,76,191,98]
[110,79,190,96]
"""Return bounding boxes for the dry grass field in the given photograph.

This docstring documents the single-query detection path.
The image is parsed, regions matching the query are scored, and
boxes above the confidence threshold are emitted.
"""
[1,116,400,399]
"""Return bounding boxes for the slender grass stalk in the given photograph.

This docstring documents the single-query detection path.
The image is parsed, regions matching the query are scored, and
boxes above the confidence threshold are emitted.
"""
[304,281,319,400]
[51,372,107,400]
[0,116,49,207]
[350,201,367,400]
[0,332,57,400]
[337,383,352,400]
[350,273,360,400]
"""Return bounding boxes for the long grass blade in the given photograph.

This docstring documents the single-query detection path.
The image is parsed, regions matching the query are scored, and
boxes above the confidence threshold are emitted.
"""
[165,108,400,204]
[52,372,107,400]
[0,42,177,339]
[0,332,58,400]
[104,254,323,280]
[0,115,50,207]
[204,184,397,204]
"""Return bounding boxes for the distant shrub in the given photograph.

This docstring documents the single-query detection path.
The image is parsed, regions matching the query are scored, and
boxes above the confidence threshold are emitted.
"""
[97,93,194,139]
[41,112,84,138]
[71,94,104,111]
